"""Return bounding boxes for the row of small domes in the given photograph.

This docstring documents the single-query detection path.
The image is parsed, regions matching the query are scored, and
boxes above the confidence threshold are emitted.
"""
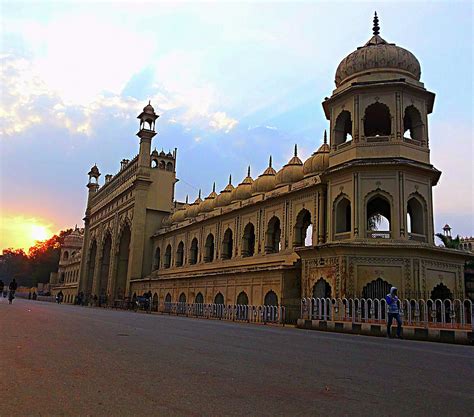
[164,133,329,225]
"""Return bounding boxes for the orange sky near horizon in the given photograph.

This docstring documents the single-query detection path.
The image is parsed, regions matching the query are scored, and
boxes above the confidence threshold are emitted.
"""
[0,214,58,252]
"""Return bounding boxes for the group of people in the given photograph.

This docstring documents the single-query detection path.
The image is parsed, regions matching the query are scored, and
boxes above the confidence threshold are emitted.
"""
[0,278,18,304]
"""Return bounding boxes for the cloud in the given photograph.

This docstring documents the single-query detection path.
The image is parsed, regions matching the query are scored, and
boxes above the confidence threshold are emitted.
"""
[209,112,238,133]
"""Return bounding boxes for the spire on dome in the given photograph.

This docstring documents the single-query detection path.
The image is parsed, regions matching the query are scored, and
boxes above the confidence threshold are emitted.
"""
[373,11,380,36]
[229,174,232,185]
[198,189,201,199]
[324,129,327,144]
[247,165,251,177]
[185,195,189,204]
[269,155,273,168]
[294,144,298,157]
[212,182,216,193]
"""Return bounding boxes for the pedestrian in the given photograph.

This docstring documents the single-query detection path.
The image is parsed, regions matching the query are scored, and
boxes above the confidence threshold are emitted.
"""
[8,278,18,304]
[28,292,32,300]
[57,290,64,304]
[0,280,4,300]
[386,286,402,338]
[32,292,37,300]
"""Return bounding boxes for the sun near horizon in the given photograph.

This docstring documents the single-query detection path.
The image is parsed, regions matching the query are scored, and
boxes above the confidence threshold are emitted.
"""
[0,214,56,252]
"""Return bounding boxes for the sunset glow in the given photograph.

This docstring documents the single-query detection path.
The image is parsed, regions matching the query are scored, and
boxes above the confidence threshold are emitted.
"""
[0,215,55,251]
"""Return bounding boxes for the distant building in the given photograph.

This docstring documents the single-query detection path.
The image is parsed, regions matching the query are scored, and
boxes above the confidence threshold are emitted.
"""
[75,13,470,316]
[50,227,83,303]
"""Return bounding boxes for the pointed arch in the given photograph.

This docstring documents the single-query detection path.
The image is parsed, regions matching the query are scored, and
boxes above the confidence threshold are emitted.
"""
[334,110,352,146]
[407,193,427,239]
[334,195,351,234]
[175,241,184,267]
[204,233,215,263]
[221,228,233,260]
[362,278,392,299]
[364,102,391,137]
[114,223,131,300]
[153,246,161,270]
[265,216,281,254]
[403,105,424,142]
[312,278,332,299]
[164,244,172,268]
[366,192,392,237]
[179,292,186,303]
[195,292,204,304]
[214,292,224,305]
[242,223,255,257]
[236,291,249,306]
[189,238,198,265]
[264,290,278,306]
[98,233,112,297]
[85,240,97,296]
[293,208,312,247]
[430,283,453,300]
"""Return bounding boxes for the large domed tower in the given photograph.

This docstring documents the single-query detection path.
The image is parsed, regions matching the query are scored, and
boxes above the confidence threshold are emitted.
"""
[322,12,439,244]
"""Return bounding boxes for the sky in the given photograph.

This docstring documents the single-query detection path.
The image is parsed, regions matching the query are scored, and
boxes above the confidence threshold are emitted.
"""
[0,0,473,251]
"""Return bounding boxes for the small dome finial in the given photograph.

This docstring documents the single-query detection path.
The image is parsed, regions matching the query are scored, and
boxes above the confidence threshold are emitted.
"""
[229,174,232,185]
[294,144,298,157]
[198,189,201,199]
[324,129,327,144]
[185,194,189,204]
[373,11,380,36]
[212,182,216,193]
[247,165,251,177]
[269,155,272,168]
[148,99,151,105]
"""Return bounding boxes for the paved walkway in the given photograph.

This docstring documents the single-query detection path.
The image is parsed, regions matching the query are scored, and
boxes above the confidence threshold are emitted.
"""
[1,299,473,417]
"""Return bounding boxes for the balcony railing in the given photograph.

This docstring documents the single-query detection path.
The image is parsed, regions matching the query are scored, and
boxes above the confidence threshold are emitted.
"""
[365,135,390,143]
[334,232,351,240]
[366,231,391,239]
[408,233,426,242]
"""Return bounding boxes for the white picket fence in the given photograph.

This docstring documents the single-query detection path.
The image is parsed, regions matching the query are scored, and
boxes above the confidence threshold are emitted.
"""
[160,302,286,324]
[300,297,474,330]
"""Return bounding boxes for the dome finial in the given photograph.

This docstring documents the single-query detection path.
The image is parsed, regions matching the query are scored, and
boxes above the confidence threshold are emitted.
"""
[212,182,216,193]
[198,189,201,199]
[185,194,189,204]
[269,155,272,168]
[229,174,232,185]
[324,129,327,144]
[247,165,251,177]
[373,11,380,36]
[294,144,298,157]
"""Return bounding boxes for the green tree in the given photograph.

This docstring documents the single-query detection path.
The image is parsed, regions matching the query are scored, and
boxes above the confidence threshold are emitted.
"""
[435,233,461,249]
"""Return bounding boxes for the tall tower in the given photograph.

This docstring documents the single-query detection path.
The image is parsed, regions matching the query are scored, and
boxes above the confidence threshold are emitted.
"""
[322,12,439,244]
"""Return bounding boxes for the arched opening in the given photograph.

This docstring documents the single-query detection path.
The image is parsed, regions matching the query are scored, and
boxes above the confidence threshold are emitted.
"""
[362,278,392,299]
[264,290,278,306]
[335,197,351,234]
[153,247,160,270]
[407,197,425,236]
[334,110,352,146]
[195,292,204,304]
[166,162,173,172]
[189,238,199,265]
[63,251,69,261]
[164,244,172,268]
[293,209,312,247]
[159,160,165,170]
[403,105,423,142]
[214,292,224,305]
[430,283,452,300]
[364,102,391,137]
[152,293,158,311]
[367,195,391,237]
[242,223,255,257]
[236,291,249,305]
[175,241,184,267]
[151,159,158,168]
[165,293,172,303]
[98,234,112,297]
[204,234,215,263]
[60,272,65,283]
[179,292,186,303]
[265,216,281,254]
[114,225,131,300]
[221,228,233,260]
[86,240,97,295]
[312,278,332,299]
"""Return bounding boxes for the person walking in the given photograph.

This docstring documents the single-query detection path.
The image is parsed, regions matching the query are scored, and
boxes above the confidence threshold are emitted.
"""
[8,278,18,304]
[386,286,402,338]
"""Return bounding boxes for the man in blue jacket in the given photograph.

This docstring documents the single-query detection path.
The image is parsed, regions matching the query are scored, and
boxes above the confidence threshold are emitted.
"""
[386,286,402,338]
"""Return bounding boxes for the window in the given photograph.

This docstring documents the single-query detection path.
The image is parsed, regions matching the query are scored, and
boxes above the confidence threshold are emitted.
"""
[221,228,233,260]
[204,234,215,262]
[335,197,351,234]
[166,162,173,172]
[362,278,392,299]
[214,292,224,305]
[334,110,352,146]
[312,278,332,299]
[407,197,424,235]
[293,209,312,247]
[164,244,172,268]
[364,102,391,137]
[195,292,204,304]
[367,195,391,233]
[236,291,249,306]
[179,292,186,303]
[265,216,281,254]
[165,293,172,303]
[189,238,198,265]
[175,242,184,267]
[403,105,423,142]
[242,223,255,257]
[153,247,160,270]
[430,283,452,300]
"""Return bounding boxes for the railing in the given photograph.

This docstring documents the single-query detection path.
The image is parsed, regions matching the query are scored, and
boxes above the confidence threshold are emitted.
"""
[408,233,426,242]
[300,297,473,330]
[160,302,286,325]
[365,135,390,143]
[334,232,351,240]
[366,231,391,239]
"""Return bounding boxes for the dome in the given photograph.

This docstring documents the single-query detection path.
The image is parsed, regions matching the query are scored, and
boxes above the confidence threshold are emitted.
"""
[276,145,304,186]
[186,191,203,218]
[303,131,330,177]
[171,197,189,223]
[335,13,421,88]
[252,156,277,195]
[64,227,83,248]
[151,148,159,157]
[231,167,254,202]
[199,184,218,213]
[143,101,155,115]
[162,214,173,227]
[159,150,166,156]
[215,176,235,207]
[88,164,100,177]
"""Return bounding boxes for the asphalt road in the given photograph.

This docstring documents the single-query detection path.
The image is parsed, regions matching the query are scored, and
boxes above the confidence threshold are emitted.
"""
[0,299,473,417]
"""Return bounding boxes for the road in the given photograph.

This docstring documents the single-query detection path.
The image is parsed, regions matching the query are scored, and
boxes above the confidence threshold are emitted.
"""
[0,298,473,417]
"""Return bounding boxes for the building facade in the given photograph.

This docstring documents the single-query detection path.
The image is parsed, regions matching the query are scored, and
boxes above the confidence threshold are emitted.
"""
[51,227,83,303]
[78,14,469,317]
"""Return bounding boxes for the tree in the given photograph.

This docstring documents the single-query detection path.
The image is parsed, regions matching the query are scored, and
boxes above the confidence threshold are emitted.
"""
[435,233,461,249]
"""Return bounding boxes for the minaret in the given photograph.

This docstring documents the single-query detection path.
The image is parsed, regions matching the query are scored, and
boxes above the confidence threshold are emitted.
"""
[136,101,159,175]
[86,164,100,205]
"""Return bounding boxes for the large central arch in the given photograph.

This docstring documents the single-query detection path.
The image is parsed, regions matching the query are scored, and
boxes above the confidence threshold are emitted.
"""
[98,234,112,297]
[85,240,97,296]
